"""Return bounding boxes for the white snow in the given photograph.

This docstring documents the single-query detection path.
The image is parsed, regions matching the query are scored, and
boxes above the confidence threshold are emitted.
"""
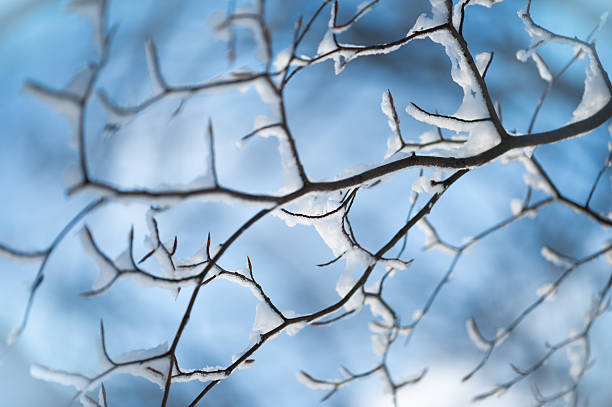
[412,172,445,195]
[79,227,118,291]
[531,53,552,82]
[516,5,552,63]
[466,318,492,350]
[282,310,307,336]
[540,247,572,268]
[516,5,611,124]
[474,52,492,77]
[273,47,292,71]
[416,218,438,248]
[365,296,395,327]
[172,366,227,383]
[570,47,611,123]
[317,31,336,56]
[452,0,504,31]
[336,267,366,312]
[514,155,555,195]
[296,371,335,390]
[380,89,397,131]
[536,283,556,300]
[330,1,377,34]
[566,338,587,380]
[30,364,90,390]
[0,246,45,264]
[412,309,424,322]
[252,302,283,335]
[509,199,523,216]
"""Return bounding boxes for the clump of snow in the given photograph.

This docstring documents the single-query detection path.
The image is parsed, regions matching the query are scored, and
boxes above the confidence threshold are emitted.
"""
[406,103,481,133]
[419,129,440,144]
[112,343,171,389]
[5,327,23,346]
[32,341,171,406]
[411,0,449,33]
[331,1,378,34]
[252,302,283,335]
[452,0,504,31]
[474,52,492,77]
[416,218,438,248]
[317,31,336,56]
[315,31,357,75]
[30,364,90,391]
[570,48,611,123]
[516,6,611,124]
[381,89,398,132]
[509,199,523,216]
[531,53,552,82]
[336,267,365,312]
[283,310,307,336]
[517,155,554,195]
[495,328,509,345]
[273,47,292,71]
[386,130,403,158]
[412,170,445,195]
[405,12,501,157]
[536,283,557,300]
[365,296,395,327]
[566,338,587,380]
[297,371,335,390]
[412,309,424,322]
[79,227,118,292]
[455,122,499,157]
[0,246,45,264]
[172,366,227,383]
[541,247,573,268]
[516,5,552,62]
[466,318,492,350]
[380,89,402,158]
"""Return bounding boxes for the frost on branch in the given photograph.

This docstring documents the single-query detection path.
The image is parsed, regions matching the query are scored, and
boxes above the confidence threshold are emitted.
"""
[570,49,611,123]
[251,302,283,340]
[541,246,574,268]
[32,322,171,407]
[5,0,612,405]
[466,318,492,351]
[517,2,611,126]
[406,2,501,158]
[381,89,404,158]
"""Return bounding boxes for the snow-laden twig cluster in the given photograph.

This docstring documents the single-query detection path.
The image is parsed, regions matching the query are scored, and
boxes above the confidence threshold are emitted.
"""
[2,0,612,405]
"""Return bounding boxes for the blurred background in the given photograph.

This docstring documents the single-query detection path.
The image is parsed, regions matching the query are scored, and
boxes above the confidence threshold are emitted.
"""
[1,0,611,406]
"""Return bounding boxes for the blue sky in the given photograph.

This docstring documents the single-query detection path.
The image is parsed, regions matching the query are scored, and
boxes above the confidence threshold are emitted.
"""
[1,0,611,406]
